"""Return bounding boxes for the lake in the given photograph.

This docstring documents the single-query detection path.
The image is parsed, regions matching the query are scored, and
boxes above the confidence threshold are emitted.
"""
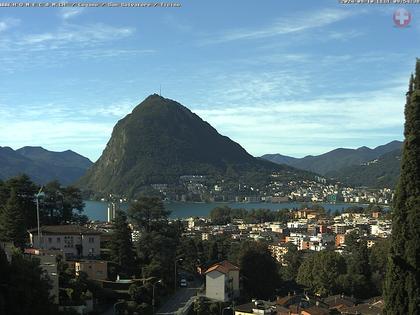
[83,200,368,221]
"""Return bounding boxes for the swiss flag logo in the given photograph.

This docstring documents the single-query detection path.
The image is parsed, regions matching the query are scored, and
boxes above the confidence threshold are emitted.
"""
[393,8,411,28]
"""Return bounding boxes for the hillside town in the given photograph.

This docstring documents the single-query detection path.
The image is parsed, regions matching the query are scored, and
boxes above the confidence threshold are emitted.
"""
[183,207,391,255]
[0,195,391,314]
[113,173,395,206]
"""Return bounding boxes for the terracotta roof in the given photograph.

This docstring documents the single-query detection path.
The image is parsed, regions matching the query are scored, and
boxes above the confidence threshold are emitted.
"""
[28,225,102,235]
[340,303,382,315]
[324,295,356,309]
[302,306,330,315]
[205,260,239,275]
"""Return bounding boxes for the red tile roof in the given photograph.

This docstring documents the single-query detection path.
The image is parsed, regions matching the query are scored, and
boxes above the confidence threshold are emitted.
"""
[205,260,239,275]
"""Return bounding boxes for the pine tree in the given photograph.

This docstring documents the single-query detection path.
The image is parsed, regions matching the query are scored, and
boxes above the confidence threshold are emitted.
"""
[239,243,281,300]
[384,59,420,314]
[4,175,37,229]
[109,210,135,276]
[208,241,219,262]
[0,188,27,248]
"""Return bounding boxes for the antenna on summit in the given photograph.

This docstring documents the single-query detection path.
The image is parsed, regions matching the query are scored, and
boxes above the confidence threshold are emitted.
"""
[159,84,162,96]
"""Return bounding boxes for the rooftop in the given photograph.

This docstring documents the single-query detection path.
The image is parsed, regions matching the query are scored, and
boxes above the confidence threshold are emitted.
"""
[235,300,276,314]
[28,225,102,235]
[205,260,240,275]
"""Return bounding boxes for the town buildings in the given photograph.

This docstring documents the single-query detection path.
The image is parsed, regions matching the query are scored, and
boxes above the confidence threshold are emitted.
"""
[28,225,102,259]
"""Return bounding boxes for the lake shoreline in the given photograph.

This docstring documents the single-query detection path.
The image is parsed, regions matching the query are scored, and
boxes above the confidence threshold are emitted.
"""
[83,200,385,222]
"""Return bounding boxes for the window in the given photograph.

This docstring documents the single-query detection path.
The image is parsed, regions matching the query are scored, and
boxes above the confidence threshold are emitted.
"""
[57,237,61,243]
[48,237,52,243]
[89,237,95,243]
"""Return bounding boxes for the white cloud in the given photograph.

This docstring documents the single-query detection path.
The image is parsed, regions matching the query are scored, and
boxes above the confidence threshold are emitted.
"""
[0,119,112,161]
[84,100,138,117]
[0,21,140,73]
[0,18,20,32]
[191,84,405,157]
[21,23,134,48]
[201,9,355,45]
[59,8,84,20]
[0,96,153,161]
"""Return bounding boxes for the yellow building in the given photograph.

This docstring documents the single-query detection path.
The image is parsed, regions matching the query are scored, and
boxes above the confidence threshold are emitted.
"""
[73,260,108,280]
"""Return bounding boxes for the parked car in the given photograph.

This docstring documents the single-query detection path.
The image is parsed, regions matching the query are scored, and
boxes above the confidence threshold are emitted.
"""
[180,278,187,287]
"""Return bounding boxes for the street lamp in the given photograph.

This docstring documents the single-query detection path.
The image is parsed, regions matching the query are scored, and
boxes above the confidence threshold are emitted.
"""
[152,279,162,315]
[35,186,44,249]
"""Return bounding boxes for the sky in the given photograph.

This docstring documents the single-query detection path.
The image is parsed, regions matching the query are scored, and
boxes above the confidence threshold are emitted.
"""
[0,0,419,162]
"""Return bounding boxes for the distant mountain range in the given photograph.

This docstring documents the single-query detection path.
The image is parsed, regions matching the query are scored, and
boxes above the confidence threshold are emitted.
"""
[261,141,403,188]
[327,149,402,188]
[78,94,315,198]
[0,146,93,185]
[1,96,403,191]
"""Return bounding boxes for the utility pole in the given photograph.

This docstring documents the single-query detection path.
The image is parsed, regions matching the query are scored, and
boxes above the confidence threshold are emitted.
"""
[152,279,162,315]
[174,258,183,292]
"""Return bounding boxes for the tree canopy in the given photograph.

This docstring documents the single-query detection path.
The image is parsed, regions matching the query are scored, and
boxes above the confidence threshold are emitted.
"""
[296,250,346,297]
[109,210,135,276]
[238,242,281,300]
[0,248,56,315]
[384,59,420,314]
[128,197,171,232]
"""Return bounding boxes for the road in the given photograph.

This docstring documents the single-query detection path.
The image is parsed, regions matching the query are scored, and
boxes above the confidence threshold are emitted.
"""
[156,278,202,315]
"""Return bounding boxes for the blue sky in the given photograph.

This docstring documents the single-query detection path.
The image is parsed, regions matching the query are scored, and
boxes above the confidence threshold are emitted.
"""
[0,0,419,161]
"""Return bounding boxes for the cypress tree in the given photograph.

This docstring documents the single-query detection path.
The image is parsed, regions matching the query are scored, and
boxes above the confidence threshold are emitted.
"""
[0,188,27,249]
[384,59,420,314]
[109,210,135,276]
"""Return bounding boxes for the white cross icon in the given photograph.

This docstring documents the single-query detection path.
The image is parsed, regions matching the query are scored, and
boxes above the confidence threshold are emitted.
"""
[396,10,409,25]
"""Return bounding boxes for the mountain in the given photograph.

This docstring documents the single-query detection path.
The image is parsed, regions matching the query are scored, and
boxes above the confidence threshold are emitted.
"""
[259,153,299,166]
[17,146,92,170]
[0,146,93,185]
[327,149,402,188]
[261,140,403,175]
[78,94,313,197]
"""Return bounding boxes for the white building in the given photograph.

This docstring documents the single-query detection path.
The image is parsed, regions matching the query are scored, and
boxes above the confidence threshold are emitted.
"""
[287,220,308,229]
[332,223,348,235]
[205,260,240,302]
[28,225,101,259]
